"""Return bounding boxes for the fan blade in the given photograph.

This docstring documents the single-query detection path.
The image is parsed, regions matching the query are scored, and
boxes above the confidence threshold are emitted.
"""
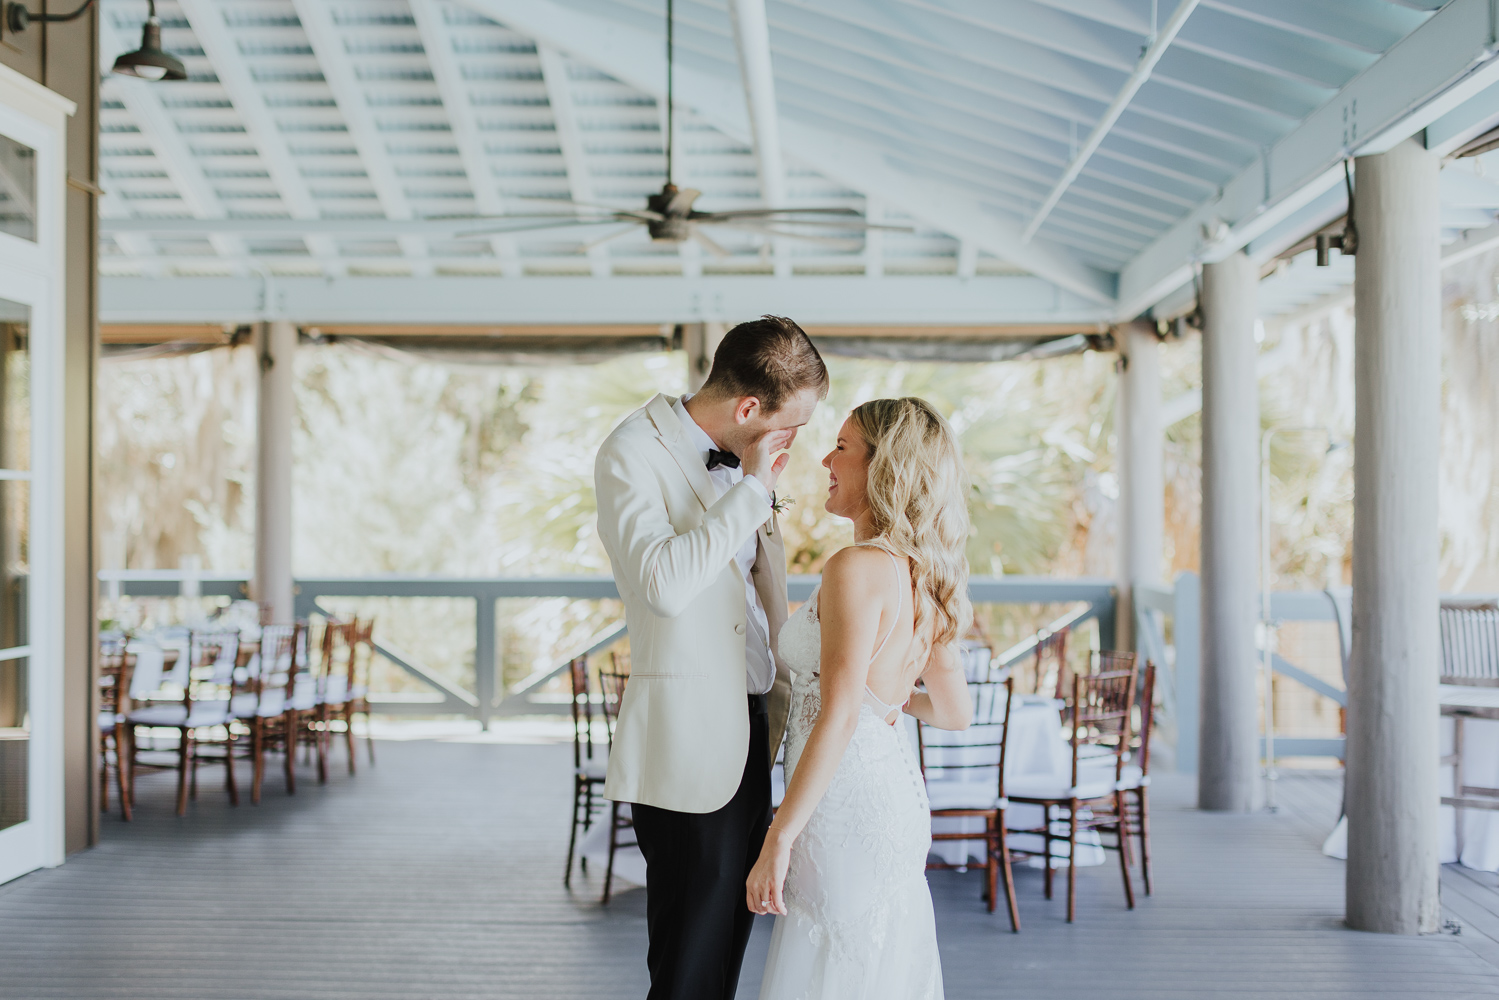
[457,216,636,238]
[690,225,731,258]
[716,224,864,249]
[696,207,862,220]
[701,214,912,233]
[580,223,646,252]
[666,187,702,216]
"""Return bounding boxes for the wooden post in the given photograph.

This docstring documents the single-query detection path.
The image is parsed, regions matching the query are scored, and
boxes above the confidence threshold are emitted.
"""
[1198,251,1260,812]
[1346,138,1441,934]
[1118,320,1163,653]
[253,320,296,624]
[684,321,728,393]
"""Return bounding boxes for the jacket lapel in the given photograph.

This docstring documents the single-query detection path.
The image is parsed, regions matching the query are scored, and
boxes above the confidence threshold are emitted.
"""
[645,393,719,512]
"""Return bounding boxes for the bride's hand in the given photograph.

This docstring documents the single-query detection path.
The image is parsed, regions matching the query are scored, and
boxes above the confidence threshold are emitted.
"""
[746,828,793,916]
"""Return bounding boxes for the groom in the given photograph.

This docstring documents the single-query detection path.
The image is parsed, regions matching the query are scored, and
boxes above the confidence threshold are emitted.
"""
[595,316,828,1000]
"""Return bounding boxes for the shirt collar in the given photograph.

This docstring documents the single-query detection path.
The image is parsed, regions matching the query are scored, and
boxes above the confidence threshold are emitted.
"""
[673,393,719,467]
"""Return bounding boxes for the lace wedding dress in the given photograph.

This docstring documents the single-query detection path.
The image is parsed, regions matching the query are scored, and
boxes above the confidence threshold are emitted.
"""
[758,546,944,1000]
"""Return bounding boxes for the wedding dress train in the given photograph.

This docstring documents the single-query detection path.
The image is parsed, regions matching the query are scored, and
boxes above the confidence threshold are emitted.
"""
[758,547,943,1000]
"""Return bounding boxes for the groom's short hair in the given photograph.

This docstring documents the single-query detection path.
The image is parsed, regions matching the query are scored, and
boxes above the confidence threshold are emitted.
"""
[700,315,829,413]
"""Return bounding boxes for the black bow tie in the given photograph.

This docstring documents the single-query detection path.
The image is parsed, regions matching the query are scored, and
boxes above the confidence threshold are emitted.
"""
[706,448,740,471]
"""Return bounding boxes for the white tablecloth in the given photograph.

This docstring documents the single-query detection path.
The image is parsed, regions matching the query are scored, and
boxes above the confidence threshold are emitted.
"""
[919,697,1106,868]
[1323,686,1499,871]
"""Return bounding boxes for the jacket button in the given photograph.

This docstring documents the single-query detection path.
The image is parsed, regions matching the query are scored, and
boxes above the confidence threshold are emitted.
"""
[734,623,746,635]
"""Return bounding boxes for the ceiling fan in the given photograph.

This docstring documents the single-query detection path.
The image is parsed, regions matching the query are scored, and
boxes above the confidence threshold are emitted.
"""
[440,0,909,255]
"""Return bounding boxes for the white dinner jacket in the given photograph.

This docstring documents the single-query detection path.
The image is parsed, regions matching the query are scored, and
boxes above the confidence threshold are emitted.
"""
[595,393,792,814]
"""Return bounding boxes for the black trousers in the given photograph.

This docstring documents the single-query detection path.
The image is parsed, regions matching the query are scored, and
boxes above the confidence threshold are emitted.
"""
[632,694,772,1000]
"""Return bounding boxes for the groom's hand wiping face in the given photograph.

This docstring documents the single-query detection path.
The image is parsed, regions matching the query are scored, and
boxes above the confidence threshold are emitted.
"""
[733,385,821,492]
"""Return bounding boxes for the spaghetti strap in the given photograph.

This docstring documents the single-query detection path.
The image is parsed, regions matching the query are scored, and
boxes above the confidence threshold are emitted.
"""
[855,542,906,723]
[855,542,903,662]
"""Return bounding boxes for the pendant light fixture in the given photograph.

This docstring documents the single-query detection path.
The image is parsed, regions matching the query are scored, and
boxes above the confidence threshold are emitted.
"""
[110,0,187,81]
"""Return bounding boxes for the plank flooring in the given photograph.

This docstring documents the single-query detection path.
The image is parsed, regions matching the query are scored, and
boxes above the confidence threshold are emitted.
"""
[1,740,1497,998]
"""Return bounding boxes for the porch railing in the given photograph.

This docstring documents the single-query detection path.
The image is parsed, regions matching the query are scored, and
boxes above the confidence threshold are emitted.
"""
[99,571,1117,728]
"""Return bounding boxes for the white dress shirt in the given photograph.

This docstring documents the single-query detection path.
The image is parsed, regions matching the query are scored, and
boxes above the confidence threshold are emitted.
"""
[673,395,776,695]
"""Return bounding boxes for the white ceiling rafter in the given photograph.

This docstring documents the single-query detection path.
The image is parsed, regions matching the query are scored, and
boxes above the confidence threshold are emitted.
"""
[99,15,249,275]
[1022,0,1202,242]
[409,0,521,278]
[289,0,430,272]
[453,0,1114,303]
[174,0,342,275]
[536,44,613,278]
[727,0,790,278]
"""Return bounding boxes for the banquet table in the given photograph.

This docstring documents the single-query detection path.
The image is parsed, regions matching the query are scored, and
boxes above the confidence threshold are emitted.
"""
[1323,684,1499,870]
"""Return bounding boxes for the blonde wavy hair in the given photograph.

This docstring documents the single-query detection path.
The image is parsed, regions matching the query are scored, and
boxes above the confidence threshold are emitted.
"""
[847,397,973,655]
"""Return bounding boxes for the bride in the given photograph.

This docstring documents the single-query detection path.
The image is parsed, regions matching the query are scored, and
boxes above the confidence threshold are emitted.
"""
[747,397,974,1000]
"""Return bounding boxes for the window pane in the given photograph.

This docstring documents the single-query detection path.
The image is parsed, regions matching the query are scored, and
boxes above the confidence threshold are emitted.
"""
[0,135,36,242]
[0,656,26,832]
[0,298,28,471]
[0,480,25,650]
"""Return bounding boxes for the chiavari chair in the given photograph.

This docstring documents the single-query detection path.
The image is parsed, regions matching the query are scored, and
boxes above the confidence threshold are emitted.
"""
[307,618,355,782]
[1035,626,1070,699]
[1008,656,1137,923]
[917,673,1021,931]
[231,623,307,804]
[98,634,133,819]
[1111,660,1157,896]
[564,655,608,887]
[122,630,241,816]
[596,653,635,905]
[346,618,378,766]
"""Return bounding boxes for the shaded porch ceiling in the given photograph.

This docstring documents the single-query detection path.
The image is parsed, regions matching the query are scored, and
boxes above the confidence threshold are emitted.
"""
[95,0,1499,331]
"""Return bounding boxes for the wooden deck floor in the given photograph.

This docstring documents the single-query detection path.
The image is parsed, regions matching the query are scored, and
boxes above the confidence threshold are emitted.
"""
[2,737,1498,999]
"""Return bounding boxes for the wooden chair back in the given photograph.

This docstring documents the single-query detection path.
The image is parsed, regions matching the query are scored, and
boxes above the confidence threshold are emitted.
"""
[348,617,376,691]
[1440,601,1499,687]
[99,634,132,717]
[568,657,596,771]
[917,675,1013,801]
[1069,663,1137,786]
[597,652,630,751]
[1135,660,1157,776]
[1037,626,1070,697]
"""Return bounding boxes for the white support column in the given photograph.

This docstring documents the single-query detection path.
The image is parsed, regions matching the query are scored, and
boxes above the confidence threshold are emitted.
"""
[1198,251,1260,812]
[1346,138,1441,935]
[254,321,296,623]
[1117,320,1163,653]
[684,321,728,392]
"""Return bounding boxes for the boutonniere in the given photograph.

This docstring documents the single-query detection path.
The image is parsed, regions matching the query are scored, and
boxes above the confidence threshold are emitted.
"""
[770,493,795,516]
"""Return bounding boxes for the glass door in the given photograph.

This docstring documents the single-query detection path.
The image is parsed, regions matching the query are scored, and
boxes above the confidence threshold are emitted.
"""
[0,297,27,845]
[0,74,64,884]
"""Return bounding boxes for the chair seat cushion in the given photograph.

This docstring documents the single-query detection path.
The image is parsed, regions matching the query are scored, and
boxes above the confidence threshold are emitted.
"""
[926,780,1008,812]
[578,759,609,781]
[127,702,232,729]
[98,712,118,733]
[1006,772,1117,801]
[1077,759,1148,791]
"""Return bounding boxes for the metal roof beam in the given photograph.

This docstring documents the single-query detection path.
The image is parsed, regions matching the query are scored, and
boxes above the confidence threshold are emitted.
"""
[460,0,1114,304]
[1118,0,1499,318]
[1022,0,1201,243]
[410,0,521,277]
[100,273,1111,326]
[289,0,430,270]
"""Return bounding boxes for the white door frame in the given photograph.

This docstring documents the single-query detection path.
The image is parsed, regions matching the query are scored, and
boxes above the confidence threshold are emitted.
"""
[0,63,74,885]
